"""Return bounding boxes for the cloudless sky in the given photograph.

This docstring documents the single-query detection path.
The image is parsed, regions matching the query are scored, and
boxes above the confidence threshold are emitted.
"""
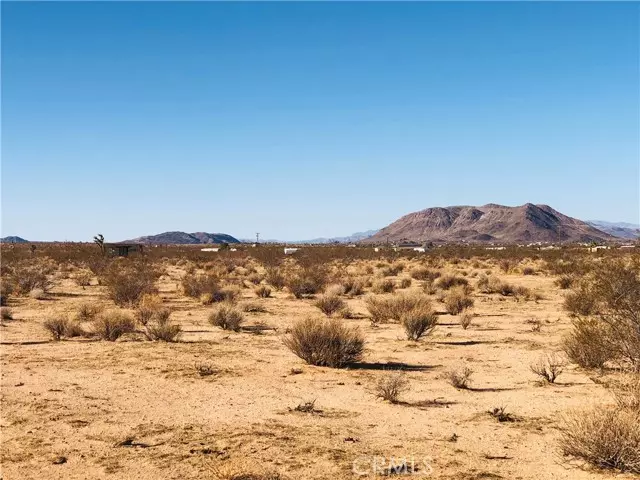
[2,1,639,241]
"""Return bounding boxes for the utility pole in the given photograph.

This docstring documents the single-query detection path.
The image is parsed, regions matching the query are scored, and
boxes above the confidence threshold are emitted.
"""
[256,232,260,244]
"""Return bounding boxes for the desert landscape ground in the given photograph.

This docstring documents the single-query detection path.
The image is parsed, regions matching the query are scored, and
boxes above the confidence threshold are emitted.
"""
[1,244,638,480]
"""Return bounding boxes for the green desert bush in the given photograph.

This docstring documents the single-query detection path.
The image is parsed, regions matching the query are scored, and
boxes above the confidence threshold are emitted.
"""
[283,317,365,368]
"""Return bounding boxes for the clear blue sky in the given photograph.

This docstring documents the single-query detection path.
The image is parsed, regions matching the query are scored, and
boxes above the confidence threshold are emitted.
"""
[2,2,639,241]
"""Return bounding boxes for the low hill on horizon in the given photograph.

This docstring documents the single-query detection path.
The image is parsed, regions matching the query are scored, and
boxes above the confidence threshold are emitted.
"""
[126,231,240,245]
[366,203,614,244]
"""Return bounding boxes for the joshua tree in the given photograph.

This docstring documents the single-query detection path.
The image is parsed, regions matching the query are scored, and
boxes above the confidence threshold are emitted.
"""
[93,234,105,255]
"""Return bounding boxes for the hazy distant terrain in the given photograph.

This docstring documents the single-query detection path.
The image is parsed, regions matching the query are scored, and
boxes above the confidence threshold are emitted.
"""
[586,220,640,239]
[127,231,240,245]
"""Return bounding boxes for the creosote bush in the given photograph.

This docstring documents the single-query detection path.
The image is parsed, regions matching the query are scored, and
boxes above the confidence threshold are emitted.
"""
[134,294,164,326]
[43,316,85,341]
[366,293,432,324]
[341,276,365,296]
[254,285,272,298]
[562,317,611,369]
[459,311,474,330]
[144,308,181,342]
[313,293,347,317]
[76,302,104,322]
[182,273,220,299]
[436,274,469,291]
[372,278,395,294]
[285,266,328,299]
[401,305,438,341]
[376,371,410,403]
[101,261,160,307]
[444,286,474,315]
[93,310,136,341]
[283,317,365,368]
[555,275,575,290]
[208,303,244,331]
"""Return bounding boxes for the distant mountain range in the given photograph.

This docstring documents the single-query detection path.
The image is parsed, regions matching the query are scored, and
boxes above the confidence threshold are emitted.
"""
[126,231,240,244]
[365,204,615,244]
[586,220,640,240]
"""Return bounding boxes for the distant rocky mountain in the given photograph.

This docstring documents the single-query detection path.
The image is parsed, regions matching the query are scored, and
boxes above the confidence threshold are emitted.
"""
[127,231,240,245]
[0,236,28,243]
[290,229,380,244]
[365,204,614,244]
[586,220,640,240]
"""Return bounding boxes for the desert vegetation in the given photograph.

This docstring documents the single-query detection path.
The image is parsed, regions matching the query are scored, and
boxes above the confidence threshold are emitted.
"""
[1,243,639,479]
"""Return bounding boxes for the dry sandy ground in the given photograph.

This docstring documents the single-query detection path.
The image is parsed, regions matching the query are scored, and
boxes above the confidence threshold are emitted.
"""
[0,263,633,479]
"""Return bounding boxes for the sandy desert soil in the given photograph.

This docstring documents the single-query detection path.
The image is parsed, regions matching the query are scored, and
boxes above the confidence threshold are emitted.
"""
[0,257,634,480]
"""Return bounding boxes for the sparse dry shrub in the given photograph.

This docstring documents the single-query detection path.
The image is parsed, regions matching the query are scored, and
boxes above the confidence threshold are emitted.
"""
[411,267,440,282]
[29,288,46,300]
[562,259,640,370]
[379,263,404,277]
[376,371,410,403]
[241,300,267,313]
[421,278,438,295]
[564,284,597,317]
[101,261,159,306]
[562,317,612,369]
[555,274,575,290]
[134,294,164,326]
[459,310,474,330]
[365,293,432,324]
[265,267,286,290]
[513,285,534,301]
[74,270,93,288]
[43,316,85,340]
[182,273,220,299]
[285,266,328,299]
[446,366,473,389]
[93,310,136,341]
[398,277,412,289]
[247,272,264,285]
[144,308,180,342]
[444,286,474,315]
[488,406,516,422]
[208,303,244,331]
[522,267,536,275]
[324,283,345,296]
[401,305,438,341]
[499,259,515,273]
[313,293,347,317]
[211,461,285,480]
[559,407,640,473]
[283,317,365,368]
[76,302,104,322]
[530,353,566,383]
[1,307,13,321]
[436,274,469,291]
[612,374,640,411]
[254,285,272,298]
[372,278,395,294]
[7,259,53,295]
[341,276,365,296]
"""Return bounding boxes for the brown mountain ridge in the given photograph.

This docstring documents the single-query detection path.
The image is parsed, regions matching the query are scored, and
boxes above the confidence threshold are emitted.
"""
[366,203,613,244]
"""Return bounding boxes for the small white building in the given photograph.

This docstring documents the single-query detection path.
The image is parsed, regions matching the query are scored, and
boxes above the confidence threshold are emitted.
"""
[284,248,299,255]
[588,245,609,253]
[200,248,219,252]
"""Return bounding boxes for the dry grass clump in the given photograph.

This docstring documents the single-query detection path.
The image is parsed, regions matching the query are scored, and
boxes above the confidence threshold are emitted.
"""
[563,282,597,317]
[372,278,395,294]
[134,294,164,326]
[379,263,404,277]
[43,316,85,340]
[208,303,244,331]
[313,293,347,317]
[285,266,328,299]
[398,277,412,289]
[254,285,272,298]
[211,461,285,480]
[93,310,136,341]
[401,304,438,341]
[488,406,516,422]
[365,293,432,324]
[76,302,104,322]
[522,267,536,275]
[182,273,220,298]
[376,371,410,403]
[341,276,366,296]
[240,300,267,313]
[29,288,47,300]
[459,310,474,330]
[444,286,474,314]
[562,317,611,369]
[555,274,575,289]
[265,267,286,290]
[410,267,440,281]
[283,317,365,368]
[530,353,565,383]
[144,308,181,342]
[436,274,469,291]
[446,366,473,389]
[101,261,160,306]
[559,406,640,473]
